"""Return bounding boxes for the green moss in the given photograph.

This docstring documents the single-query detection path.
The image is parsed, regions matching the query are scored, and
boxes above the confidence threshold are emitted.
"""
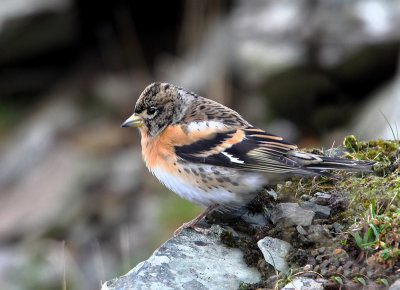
[238,283,249,290]
[343,135,400,166]
[337,136,400,220]
[220,231,237,248]
[336,175,400,219]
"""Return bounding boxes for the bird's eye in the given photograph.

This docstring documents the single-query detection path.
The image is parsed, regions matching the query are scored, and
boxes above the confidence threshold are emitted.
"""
[147,107,157,115]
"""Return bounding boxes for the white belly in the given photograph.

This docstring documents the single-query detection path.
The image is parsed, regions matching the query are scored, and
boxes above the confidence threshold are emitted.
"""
[149,166,266,208]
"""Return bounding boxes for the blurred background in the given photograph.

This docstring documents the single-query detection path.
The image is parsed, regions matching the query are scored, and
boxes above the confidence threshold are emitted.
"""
[0,0,399,289]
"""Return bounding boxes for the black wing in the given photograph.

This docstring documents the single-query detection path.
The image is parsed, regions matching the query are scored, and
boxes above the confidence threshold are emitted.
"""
[174,127,316,174]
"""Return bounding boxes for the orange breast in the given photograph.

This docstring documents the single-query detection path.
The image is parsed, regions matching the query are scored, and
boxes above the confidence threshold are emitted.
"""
[139,124,240,172]
[139,125,191,172]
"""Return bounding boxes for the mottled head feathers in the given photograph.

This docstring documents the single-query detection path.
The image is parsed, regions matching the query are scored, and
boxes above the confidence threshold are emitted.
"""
[133,83,184,136]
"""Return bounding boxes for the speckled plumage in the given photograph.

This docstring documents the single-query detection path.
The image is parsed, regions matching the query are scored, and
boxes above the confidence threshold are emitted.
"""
[122,82,375,235]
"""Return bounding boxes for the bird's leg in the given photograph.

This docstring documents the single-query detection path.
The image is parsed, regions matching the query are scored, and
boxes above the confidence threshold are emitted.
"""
[174,204,219,236]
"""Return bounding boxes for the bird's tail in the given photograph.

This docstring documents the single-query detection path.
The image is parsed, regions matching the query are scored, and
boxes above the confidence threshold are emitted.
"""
[288,151,376,175]
[305,156,376,172]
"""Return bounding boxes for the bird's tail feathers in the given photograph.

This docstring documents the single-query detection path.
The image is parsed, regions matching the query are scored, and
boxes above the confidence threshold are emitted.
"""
[289,151,376,173]
[304,156,376,172]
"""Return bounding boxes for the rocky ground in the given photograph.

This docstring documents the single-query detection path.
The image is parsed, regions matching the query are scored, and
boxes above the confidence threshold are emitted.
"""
[208,136,400,289]
[103,136,400,290]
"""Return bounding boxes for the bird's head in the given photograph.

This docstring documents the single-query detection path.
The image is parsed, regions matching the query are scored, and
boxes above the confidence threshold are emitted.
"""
[121,82,192,137]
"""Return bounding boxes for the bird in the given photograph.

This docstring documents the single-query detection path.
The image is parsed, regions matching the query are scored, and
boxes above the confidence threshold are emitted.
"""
[121,82,375,236]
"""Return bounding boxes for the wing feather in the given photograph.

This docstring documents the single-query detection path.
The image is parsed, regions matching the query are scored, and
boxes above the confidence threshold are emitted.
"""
[174,126,311,174]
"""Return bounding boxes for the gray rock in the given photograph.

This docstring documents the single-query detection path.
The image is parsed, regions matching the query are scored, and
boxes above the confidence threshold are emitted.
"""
[102,223,261,290]
[257,236,291,273]
[312,193,332,205]
[390,279,400,290]
[270,203,315,227]
[300,194,311,201]
[296,225,308,236]
[332,222,344,233]
[241,212,269,227]
[307,225,331,244]
[303,264,313,271]
[282,277,324,290]
[301,202,331,219]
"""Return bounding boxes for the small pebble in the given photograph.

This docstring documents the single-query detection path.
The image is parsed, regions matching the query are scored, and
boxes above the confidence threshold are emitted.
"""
[328,257,340,268]
[296,225,308,235]
[359,267,366,276]
[350,265,360,276]
[343,268,351,277]
[314,192,331,205]
[320,260,330,276]
[332,222,344,233]
[343,261,353,277]
[366,266,374,278]
[303,264,313,271]
[338,255,347,264]
[320,260,330,268]
[307,256,317,266]
[315,278,329,284]
[328,265,337,276]
[320,267,329,276]
[343,261,353,269]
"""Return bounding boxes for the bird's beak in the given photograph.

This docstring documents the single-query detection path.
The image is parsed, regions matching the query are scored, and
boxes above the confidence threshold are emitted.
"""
[121,113,144,128]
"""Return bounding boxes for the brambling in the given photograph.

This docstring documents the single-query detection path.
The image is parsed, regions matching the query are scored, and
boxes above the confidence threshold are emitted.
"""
[121,82,375,236]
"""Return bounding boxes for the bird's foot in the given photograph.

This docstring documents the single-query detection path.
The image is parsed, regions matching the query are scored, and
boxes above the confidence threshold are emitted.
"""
[173,204,219,237]
[173,221,209,236]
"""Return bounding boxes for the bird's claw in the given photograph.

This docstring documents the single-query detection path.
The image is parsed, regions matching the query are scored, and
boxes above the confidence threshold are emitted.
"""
[173,222,209,236]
